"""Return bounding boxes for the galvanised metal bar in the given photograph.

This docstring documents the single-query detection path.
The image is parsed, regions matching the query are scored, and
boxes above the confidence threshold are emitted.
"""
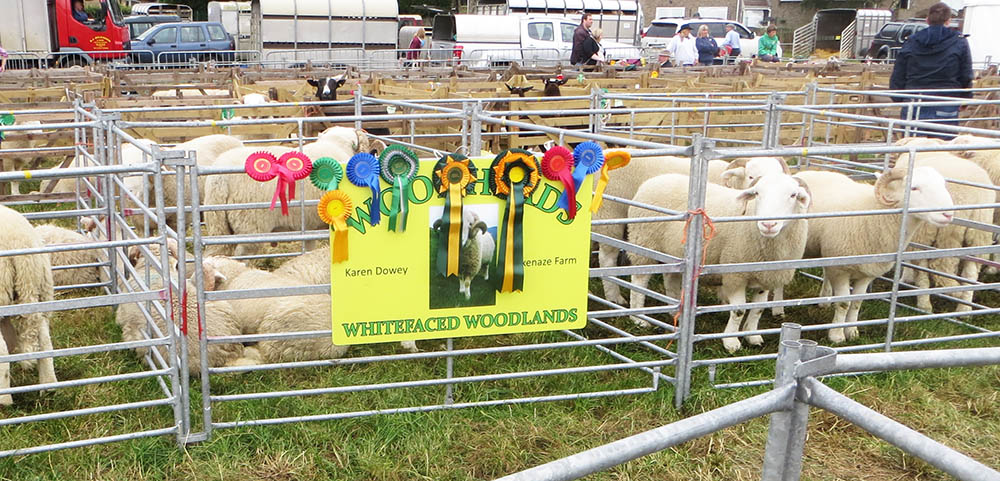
[800,377,1000,481]
[0,427,179,458]
[494,385,795,481]
[820,347,1000,376]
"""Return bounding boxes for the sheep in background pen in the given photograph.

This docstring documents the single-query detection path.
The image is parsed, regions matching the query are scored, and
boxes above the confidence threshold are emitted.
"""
[543,76,568,97]
[593,154,788,306]
[0,205,56,405]
[33,216,106,291]
[626,172,812,352]
[0,120,45,195]
[795,160,954,343]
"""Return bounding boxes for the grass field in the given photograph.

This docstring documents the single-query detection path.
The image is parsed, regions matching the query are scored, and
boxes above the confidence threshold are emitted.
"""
[0,261,997,480]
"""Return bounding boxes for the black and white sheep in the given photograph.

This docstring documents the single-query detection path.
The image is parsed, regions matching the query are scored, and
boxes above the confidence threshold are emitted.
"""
[307,75,347,101]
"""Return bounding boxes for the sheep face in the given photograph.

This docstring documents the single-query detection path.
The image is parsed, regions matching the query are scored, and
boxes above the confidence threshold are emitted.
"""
[878,166,955,227]
[735,173,811,238]
[543,76,567,96]
[505,84,533,97]
[307,76,347,101]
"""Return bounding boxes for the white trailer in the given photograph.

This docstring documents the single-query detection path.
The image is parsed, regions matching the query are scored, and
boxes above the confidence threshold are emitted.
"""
[963,0,1000,67]
[208,0,399,61]
[470,0,642,45]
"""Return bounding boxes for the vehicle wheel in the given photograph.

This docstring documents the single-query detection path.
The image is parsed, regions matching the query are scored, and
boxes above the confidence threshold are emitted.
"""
[58,55,88,68]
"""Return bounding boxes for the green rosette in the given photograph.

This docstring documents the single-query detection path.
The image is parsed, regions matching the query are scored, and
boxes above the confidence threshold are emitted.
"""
[379,145,419,232]
[489,149,539,293]
[0,113,13,142]
[310,157,344,191]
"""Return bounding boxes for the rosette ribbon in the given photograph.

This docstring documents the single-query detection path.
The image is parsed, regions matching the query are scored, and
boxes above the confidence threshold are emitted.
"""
[0,113,13,142]
[318,190,353,263]
[244,151,313,216]
[591,150,631,213]
[309,157,344,191]
[346,152,382,226]
[379,145,419,232]
[490,149,540,293]
[433,154,477,277]
[541,146,577,219]
[557,141,604,213]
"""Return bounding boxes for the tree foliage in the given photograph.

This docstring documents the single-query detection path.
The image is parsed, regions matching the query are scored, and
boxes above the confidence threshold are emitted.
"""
[148,0,457,19]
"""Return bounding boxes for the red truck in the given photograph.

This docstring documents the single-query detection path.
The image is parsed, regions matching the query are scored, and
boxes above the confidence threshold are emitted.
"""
[1,0,129,67]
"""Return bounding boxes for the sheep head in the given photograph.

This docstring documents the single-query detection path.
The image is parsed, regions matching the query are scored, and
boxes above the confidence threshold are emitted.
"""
[128,239,179,267]
[543,76,567,96]
[874,163,955,227]
[735,173,811,238]
[505,83,533,97]
[948,134,998,159]
[722,157,791,189]
[201,260,228,291]
[307,75,347,101]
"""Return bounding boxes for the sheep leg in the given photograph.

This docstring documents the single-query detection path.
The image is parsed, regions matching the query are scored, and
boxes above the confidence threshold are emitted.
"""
[912,260,934,312]
[771,286,785,320]
[720,279,748,353]
[34,315,56,386]
[0,322,10,406]
[844,277,873,341]
[826,270,852,344]
[742,288,769,347]
[399,340,419,353]
[952,259,980,313]
[598,244,625,305]
[628,272,653,329]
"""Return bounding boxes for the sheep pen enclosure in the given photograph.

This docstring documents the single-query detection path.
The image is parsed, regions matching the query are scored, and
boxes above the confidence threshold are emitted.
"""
[0,66,998,478]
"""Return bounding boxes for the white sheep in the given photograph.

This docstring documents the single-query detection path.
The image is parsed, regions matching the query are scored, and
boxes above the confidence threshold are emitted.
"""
[115,242,249,374]
[626,172,812,352]
[33,217,105,290]
[204,128,375,257]
[121,135,244,229]
[594,154,787,306]
[433,210,495,300]
[796,162,954,343]
[0,205,56,405]
[1,120,45,195]
[947,134,1000,272]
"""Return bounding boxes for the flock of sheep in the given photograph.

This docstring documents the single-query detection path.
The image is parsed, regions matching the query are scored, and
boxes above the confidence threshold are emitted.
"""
[595,135,1000,352]
[1,120,999,403]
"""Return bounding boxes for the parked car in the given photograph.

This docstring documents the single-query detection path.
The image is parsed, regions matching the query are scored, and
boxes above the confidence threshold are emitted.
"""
[128,21,235,63]
[641,18,780,59]
[123,14,181,39]
[866,21,926,60]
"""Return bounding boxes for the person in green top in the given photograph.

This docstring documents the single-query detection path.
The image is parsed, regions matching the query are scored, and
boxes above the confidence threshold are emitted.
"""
[758,25,780,62]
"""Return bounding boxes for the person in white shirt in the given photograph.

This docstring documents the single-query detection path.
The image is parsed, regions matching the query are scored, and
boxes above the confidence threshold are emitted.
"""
[721,24,742,58]
[666,24,698,66]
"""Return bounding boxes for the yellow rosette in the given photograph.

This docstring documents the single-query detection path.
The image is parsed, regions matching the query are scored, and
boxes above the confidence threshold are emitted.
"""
[591,150,631,213]
[489,149,540,293]
[318,190,354,263]
[433,154,477,277]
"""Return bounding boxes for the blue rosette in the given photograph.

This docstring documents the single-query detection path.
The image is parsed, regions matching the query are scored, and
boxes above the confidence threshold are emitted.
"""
[557,141,604,212]
[346,152,382,226]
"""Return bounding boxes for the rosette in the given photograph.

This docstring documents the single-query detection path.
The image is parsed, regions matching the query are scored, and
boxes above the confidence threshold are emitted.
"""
[432,154,477,277]
[558,141,603,213]
[489,149,539,293]
[0,113,14,142]
[244,150,313,216]
[591,150,631,213]
[379,145,419,232]
[541,146,577,219]
[310,157,344,191]
[318,190,353,263]
[346,152,382,226]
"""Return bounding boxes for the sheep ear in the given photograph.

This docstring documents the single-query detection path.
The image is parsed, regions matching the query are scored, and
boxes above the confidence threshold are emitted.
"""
[721,167,744,187]
[794,177,812,209]
[505,83,514,92]
[735,189,757,215]
[558,78,568,85]
[369,140,387,156]
[165,238,180,259]
[955,150,976,159]
[127,246,142,265]
[80,216,98,233]
[336,78,346,87]
[433,218,443,231]
[307,79,318,87]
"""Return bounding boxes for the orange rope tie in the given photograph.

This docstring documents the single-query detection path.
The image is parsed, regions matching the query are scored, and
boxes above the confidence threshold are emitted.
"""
[666,208,716,349]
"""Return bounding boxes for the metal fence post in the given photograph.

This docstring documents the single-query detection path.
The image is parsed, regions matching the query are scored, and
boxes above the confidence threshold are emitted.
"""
[761,324,804,481]
[354,87,363,131]
[762,93,787,149]
[674,134,712,409]
[470,101,483,155]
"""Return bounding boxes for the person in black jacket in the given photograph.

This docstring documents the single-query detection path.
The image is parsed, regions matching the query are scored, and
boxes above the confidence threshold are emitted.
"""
[570,13,597,66]
[889,2,972,138]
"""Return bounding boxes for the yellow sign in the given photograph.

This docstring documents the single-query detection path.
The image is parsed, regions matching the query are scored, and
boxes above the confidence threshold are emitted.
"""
[330,157,591,346]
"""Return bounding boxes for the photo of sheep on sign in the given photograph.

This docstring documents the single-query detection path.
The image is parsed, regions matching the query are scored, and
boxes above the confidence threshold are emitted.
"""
[428,204,498,309]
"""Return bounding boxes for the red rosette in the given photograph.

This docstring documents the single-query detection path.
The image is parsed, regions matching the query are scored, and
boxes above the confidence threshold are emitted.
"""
[278,151,313,180]
[541,146,578,219]
[245,151,279,182]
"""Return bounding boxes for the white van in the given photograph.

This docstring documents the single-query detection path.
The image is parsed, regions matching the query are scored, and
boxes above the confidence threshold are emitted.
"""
[432,14,643,67]
[641,18,780,58]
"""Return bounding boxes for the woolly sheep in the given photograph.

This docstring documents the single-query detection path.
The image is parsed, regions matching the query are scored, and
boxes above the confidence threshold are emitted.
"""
[122,135,244,229]
[115,243,248,374]
[33,217,105,290]
[594,155,787,306]
[897,150,994,313]
[1,120,45,195]
[433,210,495,300]
[796,162,954,343]
[0,205,56,405]
[947,134,1000,274]
[626,172,812,352]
